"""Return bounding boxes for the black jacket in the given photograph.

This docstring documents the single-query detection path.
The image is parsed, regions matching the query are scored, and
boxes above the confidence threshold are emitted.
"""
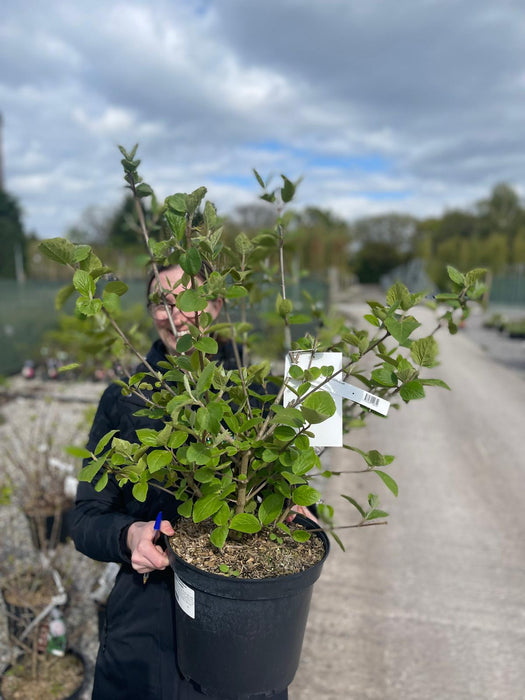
[72,340,287,700]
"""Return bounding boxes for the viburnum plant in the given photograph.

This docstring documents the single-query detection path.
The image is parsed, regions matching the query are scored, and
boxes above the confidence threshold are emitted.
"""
[39,145,486,550]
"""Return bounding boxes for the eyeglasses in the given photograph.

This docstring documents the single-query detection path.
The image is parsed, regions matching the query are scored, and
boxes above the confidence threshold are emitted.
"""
[147,302,180,319]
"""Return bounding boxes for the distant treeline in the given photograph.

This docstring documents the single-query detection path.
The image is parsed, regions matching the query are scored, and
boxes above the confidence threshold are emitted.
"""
[2,182,525,289]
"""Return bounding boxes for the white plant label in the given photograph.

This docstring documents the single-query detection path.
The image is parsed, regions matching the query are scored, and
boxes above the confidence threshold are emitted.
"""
[284,351,391,447]
[284,351,343,447]
[328,379,390,417]
[174,573,195,619]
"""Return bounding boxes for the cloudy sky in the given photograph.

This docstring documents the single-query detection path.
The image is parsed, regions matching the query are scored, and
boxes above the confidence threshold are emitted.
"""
[2,0,525,240]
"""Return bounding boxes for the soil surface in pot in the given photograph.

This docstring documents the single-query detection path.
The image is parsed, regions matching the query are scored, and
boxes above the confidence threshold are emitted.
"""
[0,652,84,700]
[168,520,325,578]
[1,569,57,609]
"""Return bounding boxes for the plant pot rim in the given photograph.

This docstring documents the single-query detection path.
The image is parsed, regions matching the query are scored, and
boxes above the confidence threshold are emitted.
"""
[165,514,330,597]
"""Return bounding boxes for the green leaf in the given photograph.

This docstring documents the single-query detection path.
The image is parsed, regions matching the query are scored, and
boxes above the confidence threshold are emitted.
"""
[274,425,297,442]
[177,289,208,312]
[76,297,102,316]
[365,508,389,521]
[136,428,159,446]
[94,472,109,492]
[384,315,420,345]
[132,482,149,502]
[104,280,128,296]
[290,450,316,476]
[213,503,231,526]
[196,361,215,395]
[410,336,439,367]
[176,334,194,353]
[292,529,311,543]
[364,314,380,327]
[73,269,95,297]
[300,391,336,424]
[180,248,202,276]
[194,337,218,355]
[78,457,105,482]
[229,513,261,534]
[95,429,119,456]
[72,244,91,263]
[270,406,305,428]
[135,183,153,198]
[187,442,211,465]
[341,494,366,518]
[167,431,188,449]
[259,494,285,525]
[166,193,188,214]
[375,470,399,496]
[280,174,295,203]
[55,284,75,310]
[386,281,411,310]
[276,295,293,317]
[178,500,193,518]
[193,468,216,483]
[371,367,398,387]
[447,265,465,285]
[165,210,186,240]
[281,471,307,485]
[147,450,172,472]
[193,494,223,523]
[39,238,76,266]
[399,380,425,401]
[288,364,304,380]
[420,378,451,390]
[234,232,253,255]
[292,485,321,507]
[224,285,248,299]
[186,186,207,215]
[210,525,229,549]
[65,445,92,459]
[253,168,265,188]
[102,291,120,313]
[434,293,459,301]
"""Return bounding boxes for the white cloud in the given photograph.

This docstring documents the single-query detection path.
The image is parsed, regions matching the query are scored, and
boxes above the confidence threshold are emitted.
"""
[1,0,525,240]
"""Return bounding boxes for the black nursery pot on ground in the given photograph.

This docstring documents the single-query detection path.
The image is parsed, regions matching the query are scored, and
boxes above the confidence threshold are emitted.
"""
[25,505,74,552]
[165,517,330,700]
[0,648,87,700]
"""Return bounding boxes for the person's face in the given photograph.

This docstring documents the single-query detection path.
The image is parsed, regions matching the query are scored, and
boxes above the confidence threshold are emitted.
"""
[148,266,222,353]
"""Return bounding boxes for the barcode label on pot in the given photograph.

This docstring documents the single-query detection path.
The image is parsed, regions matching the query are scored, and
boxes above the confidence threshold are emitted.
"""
[174,573,195,619]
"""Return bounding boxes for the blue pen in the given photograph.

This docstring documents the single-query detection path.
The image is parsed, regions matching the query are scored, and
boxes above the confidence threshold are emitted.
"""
[143,511,163,585]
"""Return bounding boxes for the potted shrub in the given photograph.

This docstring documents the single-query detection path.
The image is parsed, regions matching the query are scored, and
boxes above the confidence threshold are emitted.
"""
[39,145,486,698]
[2,412,80,554]
[0,559,86,700]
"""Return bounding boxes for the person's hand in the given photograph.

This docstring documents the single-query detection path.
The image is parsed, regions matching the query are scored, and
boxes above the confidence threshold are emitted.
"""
[127,519,175,575]
[288,505,319,525]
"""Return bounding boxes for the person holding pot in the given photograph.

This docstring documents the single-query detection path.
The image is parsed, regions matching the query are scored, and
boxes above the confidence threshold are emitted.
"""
[71,264,292,700]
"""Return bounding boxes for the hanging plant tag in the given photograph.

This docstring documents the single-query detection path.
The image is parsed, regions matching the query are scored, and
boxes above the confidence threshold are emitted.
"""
[284,351,343,447]
[174,573,195,619]
[328,379,390,417]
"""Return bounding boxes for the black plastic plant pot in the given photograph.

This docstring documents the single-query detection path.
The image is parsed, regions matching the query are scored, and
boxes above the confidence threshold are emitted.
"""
[0,648,86,700]
[2,599,35,645]
[165,516,329,699]
[26,506,74,551]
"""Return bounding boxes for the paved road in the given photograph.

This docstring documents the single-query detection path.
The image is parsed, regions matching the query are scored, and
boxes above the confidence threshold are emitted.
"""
[290,305,525,700]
